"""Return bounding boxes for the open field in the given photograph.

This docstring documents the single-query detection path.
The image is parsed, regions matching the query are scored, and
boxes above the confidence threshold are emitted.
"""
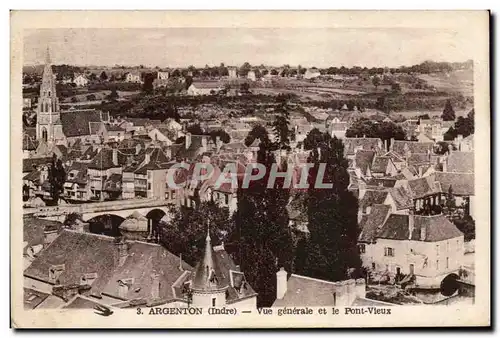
[417,69,473,96]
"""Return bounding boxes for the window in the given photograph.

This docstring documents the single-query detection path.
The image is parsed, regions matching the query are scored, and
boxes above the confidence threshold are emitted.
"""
[446,257,449,269]
[384,247,394,257]
[212,298,216,307]
[436,260,440,270]
[436,244,440,256]
[446,241,450,252]
[165,192,170,200]
[224,194,229,205]
[372,262,376,270]
[358,244,366,254]
[147,183,151,190]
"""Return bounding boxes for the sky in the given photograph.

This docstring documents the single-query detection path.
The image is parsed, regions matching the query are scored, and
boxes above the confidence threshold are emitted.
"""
[23,28,475,68]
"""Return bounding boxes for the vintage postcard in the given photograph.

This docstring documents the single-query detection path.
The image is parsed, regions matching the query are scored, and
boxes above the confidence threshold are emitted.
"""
[11,10,490,328]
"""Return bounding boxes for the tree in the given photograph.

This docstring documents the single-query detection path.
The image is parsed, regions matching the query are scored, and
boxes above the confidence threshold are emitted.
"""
[107,88,119,101]
[345,118,406,142]
[303,128,328,150]
[239,62,252,77]
[372,75,381,90]
[142,73,155,95]
[453,215,475,241]
[233,135,293,306]
[391,83,402,93]
[99,71,108,82]
[158,202,233,266]
[298,134,361,281]
[47,154,66,205]
[272,94,292,150]
[209,129,231,144]
[442,99,456,121]
[244,124,269,147]
[445,186,456,215]
[240,82,250,94]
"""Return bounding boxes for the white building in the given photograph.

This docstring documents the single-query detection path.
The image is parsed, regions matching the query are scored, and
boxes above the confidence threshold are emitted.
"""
[157,71,169,80]
[73,74,89,87]
[359,212,465,288]
[247,70,256,82]
[126,72,142,83]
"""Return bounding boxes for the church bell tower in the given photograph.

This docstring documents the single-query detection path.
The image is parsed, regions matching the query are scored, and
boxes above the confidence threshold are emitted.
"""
[36,47,63,144]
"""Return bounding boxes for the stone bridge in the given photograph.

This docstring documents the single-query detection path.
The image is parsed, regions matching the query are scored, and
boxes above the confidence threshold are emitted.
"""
[24,198,175,223]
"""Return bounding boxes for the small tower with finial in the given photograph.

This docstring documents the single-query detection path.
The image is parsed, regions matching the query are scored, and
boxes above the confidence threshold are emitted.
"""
[190,219,228,307]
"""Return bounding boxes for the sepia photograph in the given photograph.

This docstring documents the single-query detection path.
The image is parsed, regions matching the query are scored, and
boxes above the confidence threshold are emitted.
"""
[11,10,490,328]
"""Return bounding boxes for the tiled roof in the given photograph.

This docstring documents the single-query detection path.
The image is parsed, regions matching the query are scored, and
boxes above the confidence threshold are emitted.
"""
[370,156,391,174]
[359,190,389,209]
[24,230,192,303]
[407,153,431,166]
[343,138,382,155]
[447,151,474,173]
[391,140,433,157]
[407,176,438,199]
[354,150,375,176]
[272,274,356,307]
[377,214,463,242]
[365,177,397,188]
[433,172,474,196]
[88,148,127,170]
[390,186,413,210]
[358,204,391,243]
[23,216,63,249]
[23,288,50,310]
[23,157,52,173]
[60,110,105,137]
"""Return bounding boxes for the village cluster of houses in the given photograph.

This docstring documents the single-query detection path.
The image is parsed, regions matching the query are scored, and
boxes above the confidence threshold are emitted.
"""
[22,49,475,311]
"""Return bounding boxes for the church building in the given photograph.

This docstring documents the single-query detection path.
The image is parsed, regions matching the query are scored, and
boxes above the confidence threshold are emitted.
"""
[35,48,109,147]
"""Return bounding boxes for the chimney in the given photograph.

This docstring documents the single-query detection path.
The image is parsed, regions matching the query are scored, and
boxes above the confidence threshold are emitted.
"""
[389,138,395,151]
[185,132,192,150]
[201,137,207,153]
[48,264,65,284]
[408,209,415,240]
[178,253,184,271]
[112,148,118,166]
[43,226,59,248]
[276,267,288,300]
[150,272,160,299]
[115,237,129,266]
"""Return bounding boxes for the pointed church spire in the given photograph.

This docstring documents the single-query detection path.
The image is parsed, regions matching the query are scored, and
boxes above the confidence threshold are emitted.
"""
[206,219,211,242]
[45,46,51,65]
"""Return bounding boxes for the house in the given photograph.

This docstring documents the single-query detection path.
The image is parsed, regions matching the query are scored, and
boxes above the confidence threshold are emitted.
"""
[63,161,90,201]
[125,71,142,83]
[23,229,193,308]
[228,67,238,78]
[73,74,89,87]
[304,68,321,80]
[187,82,221,96]
[272,268,387,307]
[148,127,177,145]
[366,212,465,288]
[87,148,127,200]
[247,70,256,82]
[157,71,169,80]
[343,137,384,159]
[456,134,474,152]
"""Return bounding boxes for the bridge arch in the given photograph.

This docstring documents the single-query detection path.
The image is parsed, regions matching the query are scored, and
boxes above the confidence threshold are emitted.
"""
[87,214,125,237]
[440,273,460,296]
[145,208,167,242]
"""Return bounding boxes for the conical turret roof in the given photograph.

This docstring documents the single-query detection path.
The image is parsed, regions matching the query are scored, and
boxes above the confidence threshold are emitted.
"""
[191,226,228,292]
